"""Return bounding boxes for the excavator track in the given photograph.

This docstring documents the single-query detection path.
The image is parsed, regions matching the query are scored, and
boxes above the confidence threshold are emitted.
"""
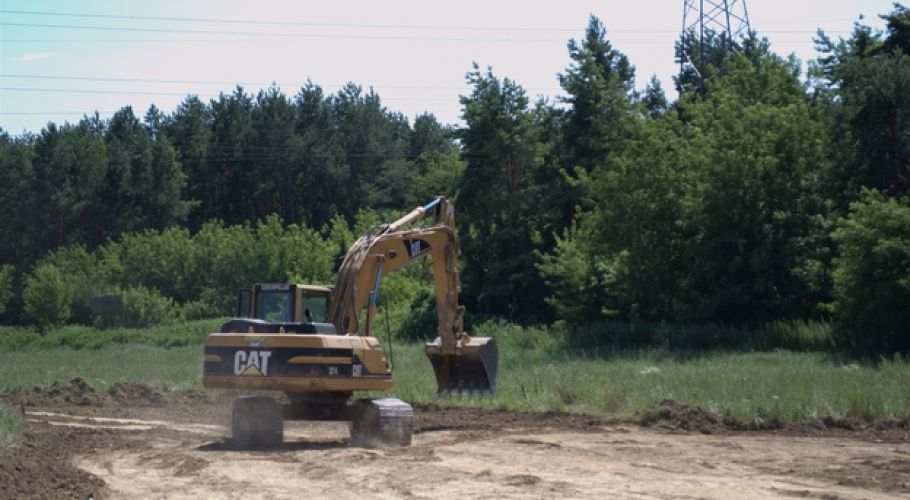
[349,398,413,447]
[231,395,284,449]
[231,396,413,449]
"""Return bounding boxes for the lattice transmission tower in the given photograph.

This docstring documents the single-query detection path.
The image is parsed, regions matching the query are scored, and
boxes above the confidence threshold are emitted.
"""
[679,0,752,79]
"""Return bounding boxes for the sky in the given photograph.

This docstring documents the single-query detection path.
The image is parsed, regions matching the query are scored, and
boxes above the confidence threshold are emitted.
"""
[0,0,900,136]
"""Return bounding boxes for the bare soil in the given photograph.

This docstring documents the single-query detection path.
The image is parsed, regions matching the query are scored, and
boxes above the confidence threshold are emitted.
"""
[2,378,910,499]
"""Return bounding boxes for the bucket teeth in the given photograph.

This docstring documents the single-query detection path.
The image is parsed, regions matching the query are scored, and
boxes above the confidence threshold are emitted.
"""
[433,387,498,402]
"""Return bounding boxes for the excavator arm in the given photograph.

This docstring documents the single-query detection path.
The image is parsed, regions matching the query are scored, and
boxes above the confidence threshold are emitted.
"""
[327,197,498,397]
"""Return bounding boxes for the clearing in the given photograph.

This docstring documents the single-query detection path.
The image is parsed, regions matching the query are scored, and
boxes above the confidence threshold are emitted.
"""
[1,378,909,499]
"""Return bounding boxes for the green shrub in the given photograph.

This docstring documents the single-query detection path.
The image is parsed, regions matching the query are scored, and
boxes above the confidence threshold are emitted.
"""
[397,289,439,341]
[0,318,223,351]
[474,319,564,352]
[120,286,181,328]
[830,189,910,354]
[563,319,834,353]
[40,245,109,324]
[0,325,41,350]
[180,298,226,321]
[23,263,73,330]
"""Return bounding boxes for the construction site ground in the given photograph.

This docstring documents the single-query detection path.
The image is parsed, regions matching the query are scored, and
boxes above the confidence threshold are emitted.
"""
[2,379,910,499]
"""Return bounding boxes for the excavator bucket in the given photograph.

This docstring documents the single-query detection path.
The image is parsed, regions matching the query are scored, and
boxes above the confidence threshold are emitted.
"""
[425,337,498,399]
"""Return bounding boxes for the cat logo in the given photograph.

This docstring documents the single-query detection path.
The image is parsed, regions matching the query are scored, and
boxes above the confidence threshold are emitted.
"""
[234,350,272,376]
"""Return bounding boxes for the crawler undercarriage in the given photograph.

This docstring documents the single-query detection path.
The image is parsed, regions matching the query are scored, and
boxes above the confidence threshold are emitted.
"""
[230,393,413,448]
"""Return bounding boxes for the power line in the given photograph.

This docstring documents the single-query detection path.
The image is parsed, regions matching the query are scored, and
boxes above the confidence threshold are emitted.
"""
[0,86,194,97]
[0,87,463,103]
[0,8,851,35]
[0,37,829,46]
[0,21,564,43]
[0,8,581,33]
[0,74,267,87]
[0,39,674,45]
[0,74,563,93]
[0,111,116,115]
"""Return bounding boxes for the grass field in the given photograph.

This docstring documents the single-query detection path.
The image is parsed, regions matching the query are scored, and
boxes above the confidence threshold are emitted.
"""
[0,403,22,453]
[2,330,908,423]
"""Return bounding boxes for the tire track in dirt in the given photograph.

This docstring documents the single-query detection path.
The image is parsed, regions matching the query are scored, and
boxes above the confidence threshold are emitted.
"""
[3,379,910,499]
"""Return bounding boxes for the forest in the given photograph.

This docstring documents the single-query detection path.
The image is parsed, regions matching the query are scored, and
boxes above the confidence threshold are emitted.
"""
[0,4,907,354]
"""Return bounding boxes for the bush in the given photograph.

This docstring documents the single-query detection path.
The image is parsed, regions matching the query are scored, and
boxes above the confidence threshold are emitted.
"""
[180,298,226,321]
[23,264,73,330]
[0,318,224,351]
[40,245,108,324]
[396,289,439,341]
[830,189,910,353]
[563,319,834,352]
[0,325,40,350]
[120,286,181,328]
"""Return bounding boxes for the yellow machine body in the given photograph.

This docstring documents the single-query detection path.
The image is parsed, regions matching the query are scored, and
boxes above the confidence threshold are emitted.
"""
[202,197,497,400]
[203,331,393,393]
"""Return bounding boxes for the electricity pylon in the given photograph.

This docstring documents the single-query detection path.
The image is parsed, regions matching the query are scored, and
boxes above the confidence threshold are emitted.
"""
[679,0,752,79]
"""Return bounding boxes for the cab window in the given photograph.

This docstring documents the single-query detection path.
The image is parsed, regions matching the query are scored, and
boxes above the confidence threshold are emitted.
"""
[300,291,329,322]
[257,291,293,322]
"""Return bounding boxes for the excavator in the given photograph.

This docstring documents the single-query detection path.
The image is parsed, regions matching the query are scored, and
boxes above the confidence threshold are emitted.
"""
[202,197,498,447]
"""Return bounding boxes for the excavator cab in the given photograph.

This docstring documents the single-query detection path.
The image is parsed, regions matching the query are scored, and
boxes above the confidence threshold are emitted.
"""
[234,284,332,323]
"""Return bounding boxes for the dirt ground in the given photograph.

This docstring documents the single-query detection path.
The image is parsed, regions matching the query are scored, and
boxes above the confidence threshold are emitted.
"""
[2,378,910,499]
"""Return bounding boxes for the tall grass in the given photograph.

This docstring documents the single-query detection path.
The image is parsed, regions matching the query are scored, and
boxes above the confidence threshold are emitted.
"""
[0,318,224,351]
[0,345,203,392]
[0,319,907,423]
[385,335,910,422]
[0,403,23,453]
[562,319,836,352]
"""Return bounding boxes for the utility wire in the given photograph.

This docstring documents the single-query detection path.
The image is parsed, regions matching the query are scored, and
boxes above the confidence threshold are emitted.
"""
[0,8,582,33]
[0,22,565,43]
[0,74,563,93]
[0,9,851,34]
[0,111,116,115]
[0,74,555,92]
[0,87,459,102]
[0,22,845,43]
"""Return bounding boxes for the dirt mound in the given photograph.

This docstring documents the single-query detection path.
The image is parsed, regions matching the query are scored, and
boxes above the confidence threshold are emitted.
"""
[415,404,608,434]
[783,414,910,442]
[875,413,910,431]
[639,400,910,442]
[7,377,104,408]
[0,419,112,499]
[3,379,208,414]
[639,399,742,434]
[106,382,163,405]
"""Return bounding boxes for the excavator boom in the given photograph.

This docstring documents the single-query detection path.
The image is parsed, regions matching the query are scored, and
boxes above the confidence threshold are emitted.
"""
[327,197,498,397]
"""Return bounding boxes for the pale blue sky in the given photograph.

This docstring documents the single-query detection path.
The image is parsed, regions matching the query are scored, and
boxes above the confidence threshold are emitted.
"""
[0,0,899,135]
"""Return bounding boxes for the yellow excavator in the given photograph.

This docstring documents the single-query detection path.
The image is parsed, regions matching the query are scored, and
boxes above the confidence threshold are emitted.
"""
[202,197,498,447]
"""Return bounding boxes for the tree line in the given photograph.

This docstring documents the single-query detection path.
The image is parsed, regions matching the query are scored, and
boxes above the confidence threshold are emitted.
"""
[0,5,908,353]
